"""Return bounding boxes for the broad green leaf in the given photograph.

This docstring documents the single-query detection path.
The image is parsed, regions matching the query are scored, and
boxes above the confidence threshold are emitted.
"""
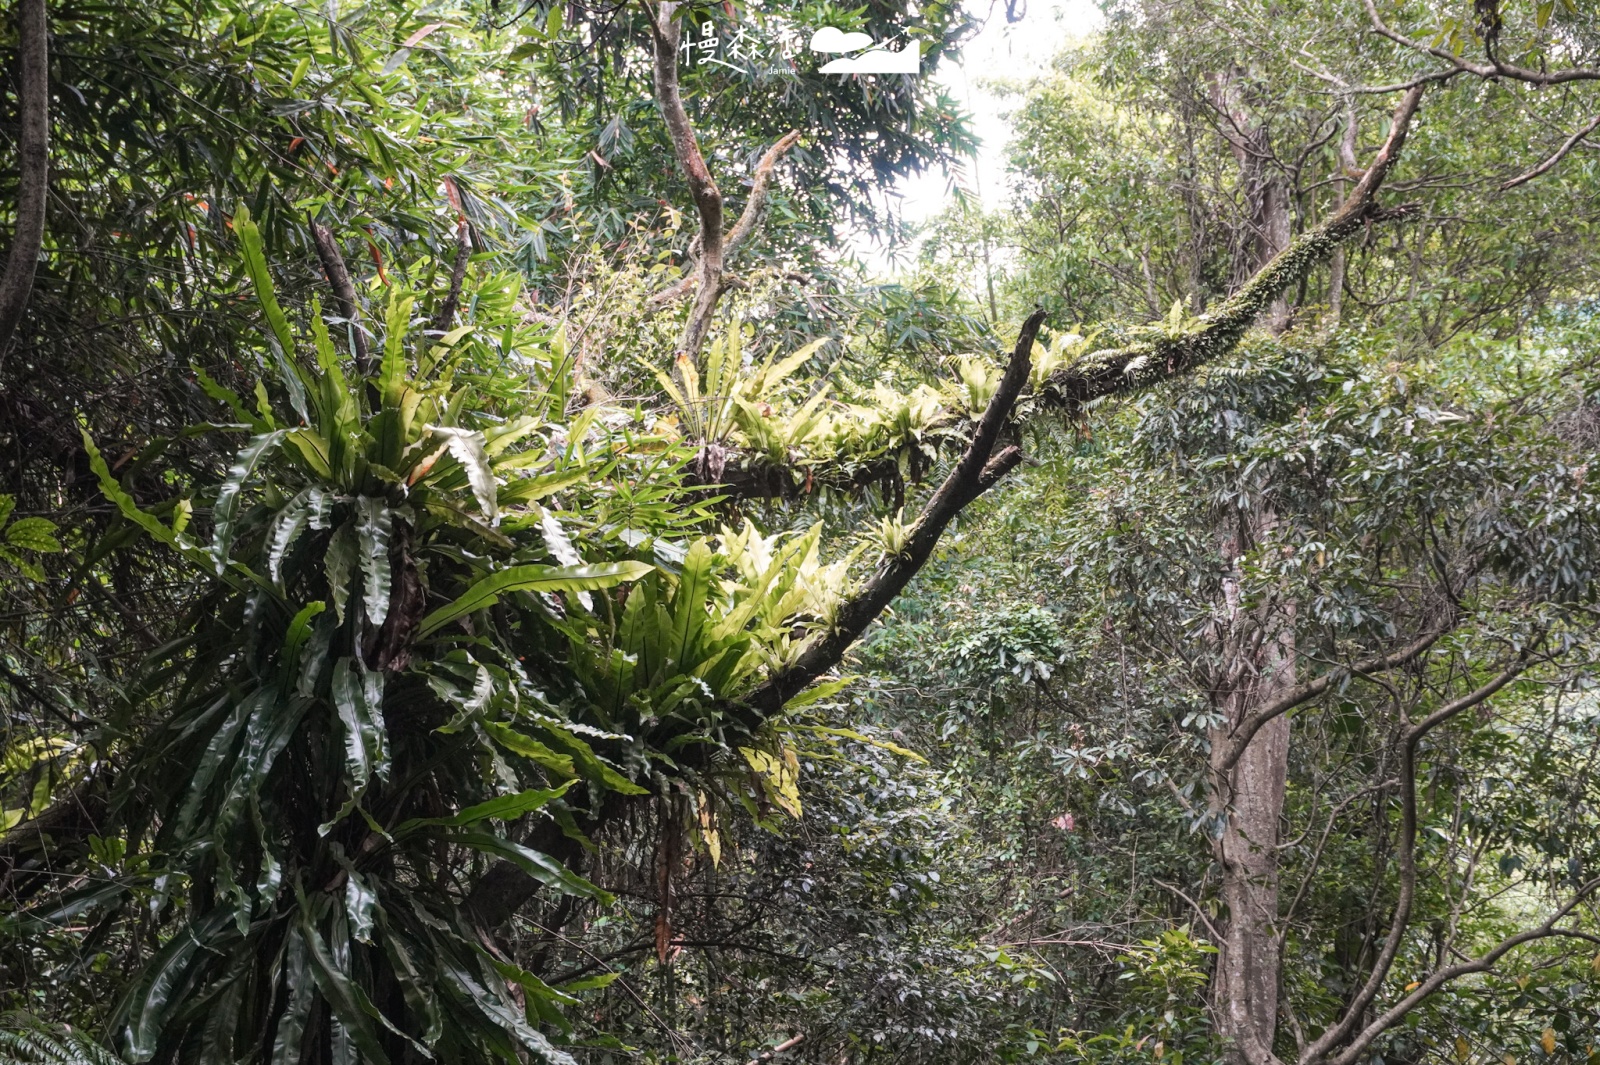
[211,431,286,574]
[427,424,497,523]
[353,496,393,629]
[482,721,577,776]
[234,206,297,368]
[4,516,61,553]
[266,489,314,584]
[82,427,223,579]
[782,676,855,710]
[344,869,377,945]
[380,290,414,408]
[284,428,334,480]
[397,781,572,832]
[122,909,238,1062]
[324,658,387,832]
[417,561,653,638]
[325,522,357,625]
[194,367,268,432]
[298,907,393,1065]
[498,467,586,504]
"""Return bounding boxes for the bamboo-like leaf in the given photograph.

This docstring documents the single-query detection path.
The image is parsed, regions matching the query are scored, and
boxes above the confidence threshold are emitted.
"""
[417,561,652,638]
[353,496,393,629]
[442,832,611,903]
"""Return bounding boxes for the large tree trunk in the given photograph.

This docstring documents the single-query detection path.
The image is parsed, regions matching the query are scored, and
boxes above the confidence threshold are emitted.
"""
[1207,71,1296,1050]
[1209,510,1295,1065]
[1214,67,1292,333]
[1210,523,1294,1064]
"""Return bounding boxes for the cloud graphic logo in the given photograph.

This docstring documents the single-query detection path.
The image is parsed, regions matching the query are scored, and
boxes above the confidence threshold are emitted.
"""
[816,42,921,75]
[808,27,876,54]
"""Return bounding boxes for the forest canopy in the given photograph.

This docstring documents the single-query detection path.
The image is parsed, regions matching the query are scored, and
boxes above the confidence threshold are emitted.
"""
[0,1,1598,1064]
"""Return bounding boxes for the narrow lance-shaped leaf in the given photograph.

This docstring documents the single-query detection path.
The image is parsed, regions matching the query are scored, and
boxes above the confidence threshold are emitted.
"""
[417,561,653,638]
[234,206,297,366]
[325,521,357,625]
[298,905,393,1065]
[396,781,572,834]
[323,657,387,833]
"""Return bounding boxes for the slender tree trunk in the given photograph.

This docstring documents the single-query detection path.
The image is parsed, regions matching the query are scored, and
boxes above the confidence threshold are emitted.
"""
[0,0,49,371]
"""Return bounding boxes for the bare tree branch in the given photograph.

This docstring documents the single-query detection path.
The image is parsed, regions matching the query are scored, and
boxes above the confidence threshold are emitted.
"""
[1322,876,1600,1065]
[647,2,758,358]
[310,222,371,375]
[1364,0,1600,86]
[1299,652,1536,1065]
[1500,113,1600,190]
[646,130,801,312]
[432,217,473,333]
[0,0,50,371]
[1218,623,1449,773]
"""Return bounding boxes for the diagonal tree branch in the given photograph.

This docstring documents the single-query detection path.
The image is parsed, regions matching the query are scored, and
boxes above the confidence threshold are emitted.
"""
[1039,84,1425,413]
[1320,875,1600,1065]
[0,0,50,371]
[1299,650,1537,1065]
[432,216,473,333]
[1500,112,1600,190]
[1217,622,1449,773]
[734,309,1049,723]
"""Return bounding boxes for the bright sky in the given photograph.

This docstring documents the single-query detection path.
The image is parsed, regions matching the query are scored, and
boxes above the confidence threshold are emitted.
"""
[857,0,1104,272]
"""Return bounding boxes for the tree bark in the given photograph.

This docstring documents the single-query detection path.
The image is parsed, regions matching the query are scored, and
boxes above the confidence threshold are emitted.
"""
[0,0,49,370]
[1210,511,1293,1065]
